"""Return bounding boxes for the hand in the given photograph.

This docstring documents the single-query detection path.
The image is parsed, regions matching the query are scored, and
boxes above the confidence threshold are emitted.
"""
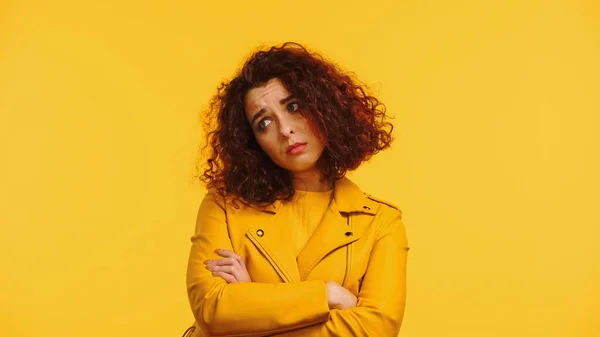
[204,249,252,283]
[325,281,357,310]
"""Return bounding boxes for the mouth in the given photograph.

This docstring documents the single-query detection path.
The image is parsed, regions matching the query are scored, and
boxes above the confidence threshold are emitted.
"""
[286,142,307,155]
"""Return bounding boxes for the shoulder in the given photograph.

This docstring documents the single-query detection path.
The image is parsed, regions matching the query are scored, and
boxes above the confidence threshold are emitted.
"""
[199,189,269,216]
[362,193,407,246]
[363,192,402,215]
[198,189,243,217]
[200,189,226,208]
[196,190,227,223]
[336,177,402,216]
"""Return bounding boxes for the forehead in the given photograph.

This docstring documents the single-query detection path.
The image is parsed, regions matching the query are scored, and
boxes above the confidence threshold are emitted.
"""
[244,78,290,111]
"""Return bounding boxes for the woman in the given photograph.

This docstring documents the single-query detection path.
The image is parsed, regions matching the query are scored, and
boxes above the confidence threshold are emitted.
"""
[184,42,409,337]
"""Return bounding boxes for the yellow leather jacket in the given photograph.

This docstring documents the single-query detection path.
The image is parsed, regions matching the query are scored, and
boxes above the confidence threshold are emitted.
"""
[185,177,409,336]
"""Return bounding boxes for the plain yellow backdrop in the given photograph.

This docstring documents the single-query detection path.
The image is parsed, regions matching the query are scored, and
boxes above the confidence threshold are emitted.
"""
[1,0,599,336]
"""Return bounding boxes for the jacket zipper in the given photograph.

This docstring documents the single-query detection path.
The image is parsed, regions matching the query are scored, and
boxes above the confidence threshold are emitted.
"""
[341,215,351,287]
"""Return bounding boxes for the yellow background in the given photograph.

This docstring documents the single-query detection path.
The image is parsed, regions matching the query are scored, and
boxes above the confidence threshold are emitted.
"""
[1,0,599,336]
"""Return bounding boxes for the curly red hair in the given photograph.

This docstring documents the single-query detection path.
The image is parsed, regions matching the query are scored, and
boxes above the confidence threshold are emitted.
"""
[197,42,394,205]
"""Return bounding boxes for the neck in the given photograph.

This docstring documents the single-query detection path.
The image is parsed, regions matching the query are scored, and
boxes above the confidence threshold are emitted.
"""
[292,169,333,192]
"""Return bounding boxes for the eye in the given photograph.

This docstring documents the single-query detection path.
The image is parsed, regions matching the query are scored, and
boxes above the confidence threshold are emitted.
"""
[257,119,272,130]
[287,102,299,113]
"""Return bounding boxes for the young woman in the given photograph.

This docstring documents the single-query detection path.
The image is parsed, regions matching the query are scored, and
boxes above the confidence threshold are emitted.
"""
[183,42,409,337]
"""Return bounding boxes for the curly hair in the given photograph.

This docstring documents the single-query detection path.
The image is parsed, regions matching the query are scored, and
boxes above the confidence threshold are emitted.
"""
[197,42,394,206]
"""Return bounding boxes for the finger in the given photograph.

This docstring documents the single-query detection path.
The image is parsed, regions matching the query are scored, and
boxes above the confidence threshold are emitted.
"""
[208,265,237,274]
[207,257,236,267]
[215,249,246,268]
[211,271,237,284]
[214,249,245,269]
[213,250,248,281]
[207,264,246,281]
[236,255,246,268]
[206,258,243,275]
[215,249,238,259]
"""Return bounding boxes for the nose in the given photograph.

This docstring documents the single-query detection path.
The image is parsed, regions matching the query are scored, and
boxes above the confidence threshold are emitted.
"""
[278,114,295,138]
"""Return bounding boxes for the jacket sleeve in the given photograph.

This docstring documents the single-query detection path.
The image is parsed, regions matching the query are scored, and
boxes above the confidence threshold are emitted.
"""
[270,209,410,337]
[186,191,331,337]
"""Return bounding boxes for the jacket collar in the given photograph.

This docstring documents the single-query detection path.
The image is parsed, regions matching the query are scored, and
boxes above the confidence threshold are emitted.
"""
[243,176,378,283]
[240,177,377,215]
[331,177,377,215]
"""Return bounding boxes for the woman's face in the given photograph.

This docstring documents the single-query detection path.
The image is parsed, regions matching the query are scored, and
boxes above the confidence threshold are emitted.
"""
[244,78,326,174]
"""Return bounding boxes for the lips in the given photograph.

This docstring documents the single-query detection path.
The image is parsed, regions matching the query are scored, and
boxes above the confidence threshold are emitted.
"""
[286,142,307,154]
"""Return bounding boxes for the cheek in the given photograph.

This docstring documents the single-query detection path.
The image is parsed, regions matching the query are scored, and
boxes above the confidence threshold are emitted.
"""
[304,125,326,149]
[255,133,280,158]
[298,116,325,143]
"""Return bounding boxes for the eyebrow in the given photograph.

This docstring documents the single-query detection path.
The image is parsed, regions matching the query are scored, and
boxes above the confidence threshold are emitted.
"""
[250,95,296,126]
[280,95,295,105]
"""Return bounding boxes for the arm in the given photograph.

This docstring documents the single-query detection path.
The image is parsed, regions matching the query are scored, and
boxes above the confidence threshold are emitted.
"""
[271,210,410,336]
[186,191,330,337]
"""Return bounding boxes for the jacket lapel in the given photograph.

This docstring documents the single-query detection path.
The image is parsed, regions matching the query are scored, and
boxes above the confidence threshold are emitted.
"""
[244,200,301,283]
[297,178,376,280]
[241,177,378,283]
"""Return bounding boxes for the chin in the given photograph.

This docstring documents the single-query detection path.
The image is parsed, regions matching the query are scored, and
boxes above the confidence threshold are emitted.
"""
[284,161,320,173]
[275,152,323,173]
